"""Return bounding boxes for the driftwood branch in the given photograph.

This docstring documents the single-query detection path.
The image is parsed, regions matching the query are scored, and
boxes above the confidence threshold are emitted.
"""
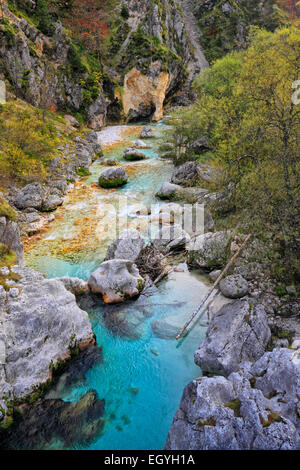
[154,267,174,285]
[176,233,252,340]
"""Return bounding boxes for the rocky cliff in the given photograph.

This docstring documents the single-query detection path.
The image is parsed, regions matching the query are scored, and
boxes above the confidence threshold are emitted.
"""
[111,0,208,120]
[194,0,279,62]
[0,0,111,129]
[0,0,209,124]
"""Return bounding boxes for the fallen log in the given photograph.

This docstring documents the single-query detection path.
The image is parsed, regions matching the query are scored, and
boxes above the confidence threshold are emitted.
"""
[175,233,251,340]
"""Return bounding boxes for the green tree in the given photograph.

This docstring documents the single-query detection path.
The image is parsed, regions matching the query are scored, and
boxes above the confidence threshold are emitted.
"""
[120,4,129,20]
[0,102,59,182]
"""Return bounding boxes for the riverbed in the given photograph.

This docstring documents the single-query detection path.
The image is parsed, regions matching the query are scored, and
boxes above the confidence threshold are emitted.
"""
[24,122,210,450]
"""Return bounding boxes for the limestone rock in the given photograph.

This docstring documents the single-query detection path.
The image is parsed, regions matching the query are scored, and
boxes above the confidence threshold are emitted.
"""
[55,277,90,295]
[156,182,210,204]
[188,231,232,268]
[0,266,95,401]
[152,224,191,254]
[132,140,152,149]
[220,274,249,299]
[194,300,271,376]
[85,131,102,155]
[209,270,221,282]
[156,182,182,199]
[171,161,218,186]
[0,285,6,306]
[105,230,145,262]
[64,114,80,128]
[124,65,170,122]
[140,126,155,139]
[87,92,108,130]
[123,148,147,161]
[190,136,210,154]
[98,167,128,188]
[42,194,63,212]
[14,183,46,210]
[0,14,109,131]
[249,348,300,428]
[88,259,145,304]
[0,216,24,266]
[102,158,118,167]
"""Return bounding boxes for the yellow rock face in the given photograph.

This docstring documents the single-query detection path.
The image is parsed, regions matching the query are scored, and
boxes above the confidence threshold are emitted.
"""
[123,65,172,122]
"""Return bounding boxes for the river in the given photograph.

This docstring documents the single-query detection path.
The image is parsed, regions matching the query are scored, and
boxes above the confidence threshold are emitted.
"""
[23,122,210,450]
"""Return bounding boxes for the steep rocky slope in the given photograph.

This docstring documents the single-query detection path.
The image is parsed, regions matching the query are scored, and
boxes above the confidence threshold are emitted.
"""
[0,1,111,129]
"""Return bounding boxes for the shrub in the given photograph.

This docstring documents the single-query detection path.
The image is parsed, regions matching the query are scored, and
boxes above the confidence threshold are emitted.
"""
[121,4,129,20]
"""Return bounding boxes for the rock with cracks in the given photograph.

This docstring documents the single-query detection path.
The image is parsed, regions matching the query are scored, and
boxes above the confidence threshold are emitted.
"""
[88,259,145,304]
[220,274,249,299]
[194,300,271,376]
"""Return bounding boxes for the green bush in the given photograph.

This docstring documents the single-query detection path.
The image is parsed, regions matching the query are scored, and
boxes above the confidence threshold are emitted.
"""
[121,4,130,20]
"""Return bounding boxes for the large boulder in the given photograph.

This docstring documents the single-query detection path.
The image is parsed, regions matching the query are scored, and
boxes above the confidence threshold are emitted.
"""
[164,367,298,450]
[140,126,155,139]
[0,266,95,404]
[123,148,147,161]
[152,224,191,254]
[98,167,128,188]
[171,161,217,186]
[188,231,232,269]
[14,183,46,210]
[156,182,210,203]
[190,136,211,154]
[88,259,145,304]
[220,274,249,299]
[156,182,182,199]
[132,140,152,149]
[0,217,24,266]
[41,194,63,212]
[194,300,271,376]
[105,230,145,262]
[12,182,64,213]
[248,348,300,428]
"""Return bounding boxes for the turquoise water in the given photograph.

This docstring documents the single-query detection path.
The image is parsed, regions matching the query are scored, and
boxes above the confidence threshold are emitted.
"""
[25,123,210,450]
